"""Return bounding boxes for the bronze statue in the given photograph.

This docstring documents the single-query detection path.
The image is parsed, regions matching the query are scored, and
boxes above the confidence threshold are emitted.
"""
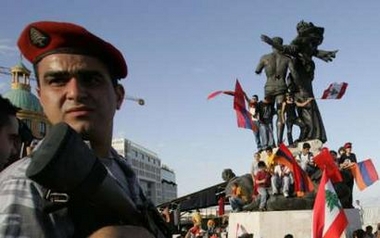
[255,37,295,145]
[260,20,338,143]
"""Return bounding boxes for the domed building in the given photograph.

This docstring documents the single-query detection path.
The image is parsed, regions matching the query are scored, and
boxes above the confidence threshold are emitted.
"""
[2,62,49,139]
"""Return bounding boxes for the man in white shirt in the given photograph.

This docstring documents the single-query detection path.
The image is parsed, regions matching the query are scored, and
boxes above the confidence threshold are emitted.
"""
[271,162,293,198]
[296,142,316,176]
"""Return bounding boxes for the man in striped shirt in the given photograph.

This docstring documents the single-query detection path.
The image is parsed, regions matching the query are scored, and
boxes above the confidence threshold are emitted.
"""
[0,21,168,238]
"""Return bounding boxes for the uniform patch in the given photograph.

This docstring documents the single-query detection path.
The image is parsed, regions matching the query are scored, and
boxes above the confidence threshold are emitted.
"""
[29,27,50,48]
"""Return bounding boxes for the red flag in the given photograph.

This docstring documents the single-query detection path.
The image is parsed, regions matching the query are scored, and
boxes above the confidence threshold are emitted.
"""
[314,148,342,183]
[218,196,225,216]
[312,169,348,238]
[207,90,224,100]
[208,80,257,131]
[233,80,255,131]
[207,90,235,100]
[321,82,348,99]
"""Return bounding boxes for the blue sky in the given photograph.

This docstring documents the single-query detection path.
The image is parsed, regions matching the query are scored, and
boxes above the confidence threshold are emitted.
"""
[1,1,380,206]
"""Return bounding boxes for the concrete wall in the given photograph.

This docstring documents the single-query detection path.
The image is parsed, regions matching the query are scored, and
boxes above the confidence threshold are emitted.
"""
[228,209,361,238]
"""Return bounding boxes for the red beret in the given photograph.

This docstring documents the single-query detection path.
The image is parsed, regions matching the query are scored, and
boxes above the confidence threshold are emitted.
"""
[17,21,127,80]
[344,142,352,149]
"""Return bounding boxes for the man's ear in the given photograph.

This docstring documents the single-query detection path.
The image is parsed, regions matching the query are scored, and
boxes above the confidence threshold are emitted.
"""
[115,84,125,110]
[36,87,43,104]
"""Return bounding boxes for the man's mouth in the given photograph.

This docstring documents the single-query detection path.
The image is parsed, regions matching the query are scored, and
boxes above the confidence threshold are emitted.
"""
[66,107,94,117]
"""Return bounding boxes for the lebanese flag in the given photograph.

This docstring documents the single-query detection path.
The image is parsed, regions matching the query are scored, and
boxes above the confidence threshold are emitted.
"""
[321,82,348,99]
[312,169,348,238]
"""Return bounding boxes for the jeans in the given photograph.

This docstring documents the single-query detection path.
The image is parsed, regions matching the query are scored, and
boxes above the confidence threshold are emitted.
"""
[253,120,262,150]
[259,123,275,149]
[229,197,244,211]
[257,187,268,209]
[271,174,291,195]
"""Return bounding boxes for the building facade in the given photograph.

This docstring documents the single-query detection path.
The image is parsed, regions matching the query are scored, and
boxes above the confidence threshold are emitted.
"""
[2,63,49,139]
[161,164,177,203]
[112,138,177,205]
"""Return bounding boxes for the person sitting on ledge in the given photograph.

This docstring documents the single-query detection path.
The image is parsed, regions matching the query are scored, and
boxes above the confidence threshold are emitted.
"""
[229,181,249,212]
[271,161,293,198]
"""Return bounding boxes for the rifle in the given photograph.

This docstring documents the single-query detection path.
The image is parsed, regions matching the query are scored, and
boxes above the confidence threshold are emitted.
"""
[26,123,171,237]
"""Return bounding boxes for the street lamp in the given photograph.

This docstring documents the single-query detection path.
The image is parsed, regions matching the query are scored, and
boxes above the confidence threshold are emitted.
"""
[125,95,145,106]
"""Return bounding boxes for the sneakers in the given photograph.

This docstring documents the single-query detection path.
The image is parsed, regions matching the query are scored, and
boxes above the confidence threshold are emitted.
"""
[283,192,289,198]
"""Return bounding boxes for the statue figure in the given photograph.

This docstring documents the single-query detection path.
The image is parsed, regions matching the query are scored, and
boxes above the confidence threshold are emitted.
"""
[260,20,338,143]
[222,169,253,210]
[255,37,295,145]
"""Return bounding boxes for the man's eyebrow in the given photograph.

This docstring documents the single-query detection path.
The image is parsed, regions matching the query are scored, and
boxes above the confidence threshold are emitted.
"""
[42,71,70,78]
[42,70,103,78]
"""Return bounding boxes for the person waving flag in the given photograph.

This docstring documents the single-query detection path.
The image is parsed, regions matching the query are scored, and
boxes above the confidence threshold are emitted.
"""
[207,80,257,131]
[233,80,256,131]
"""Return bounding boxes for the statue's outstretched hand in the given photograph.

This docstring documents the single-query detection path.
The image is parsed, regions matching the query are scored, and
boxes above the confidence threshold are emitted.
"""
[260,34,273,45]
[316,50,338,62]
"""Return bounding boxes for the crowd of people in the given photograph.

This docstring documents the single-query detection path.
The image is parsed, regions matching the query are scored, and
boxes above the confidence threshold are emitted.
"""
[244,141,362,212]
[352,223,380,238]
[246,91,316,152]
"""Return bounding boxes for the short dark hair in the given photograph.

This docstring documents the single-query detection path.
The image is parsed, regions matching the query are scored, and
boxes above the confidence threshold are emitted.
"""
[302,142,311,149]
[258,161,266,168]
[0,95,19,129]
[329,150,337,157]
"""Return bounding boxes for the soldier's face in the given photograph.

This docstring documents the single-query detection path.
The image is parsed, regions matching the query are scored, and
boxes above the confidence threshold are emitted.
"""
[36,54,124,140]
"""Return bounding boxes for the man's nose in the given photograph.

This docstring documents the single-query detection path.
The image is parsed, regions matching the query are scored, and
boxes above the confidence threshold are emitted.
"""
[66,77,87,100]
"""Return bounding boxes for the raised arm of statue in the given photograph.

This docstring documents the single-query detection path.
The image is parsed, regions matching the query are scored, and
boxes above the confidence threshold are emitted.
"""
[255,56,265,74]
[261,34,283,52]
[315,49,338,62]
[260,34,299,57]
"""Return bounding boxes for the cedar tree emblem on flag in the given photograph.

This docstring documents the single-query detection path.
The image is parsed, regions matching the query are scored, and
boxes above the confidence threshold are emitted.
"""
[312,169,348,238]
[321,82,348,99]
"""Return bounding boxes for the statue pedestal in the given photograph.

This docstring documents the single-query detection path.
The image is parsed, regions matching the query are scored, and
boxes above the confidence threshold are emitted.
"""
[228,209,361,238]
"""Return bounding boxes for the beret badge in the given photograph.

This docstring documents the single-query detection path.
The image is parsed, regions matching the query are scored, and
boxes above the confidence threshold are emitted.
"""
[29,27,51,48]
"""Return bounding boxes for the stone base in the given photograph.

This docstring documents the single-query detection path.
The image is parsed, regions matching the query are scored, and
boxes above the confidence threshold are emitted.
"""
[229,209,361,238]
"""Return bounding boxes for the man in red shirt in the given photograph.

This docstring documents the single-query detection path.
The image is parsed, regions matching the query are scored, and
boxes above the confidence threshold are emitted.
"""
[255,161,271,211]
